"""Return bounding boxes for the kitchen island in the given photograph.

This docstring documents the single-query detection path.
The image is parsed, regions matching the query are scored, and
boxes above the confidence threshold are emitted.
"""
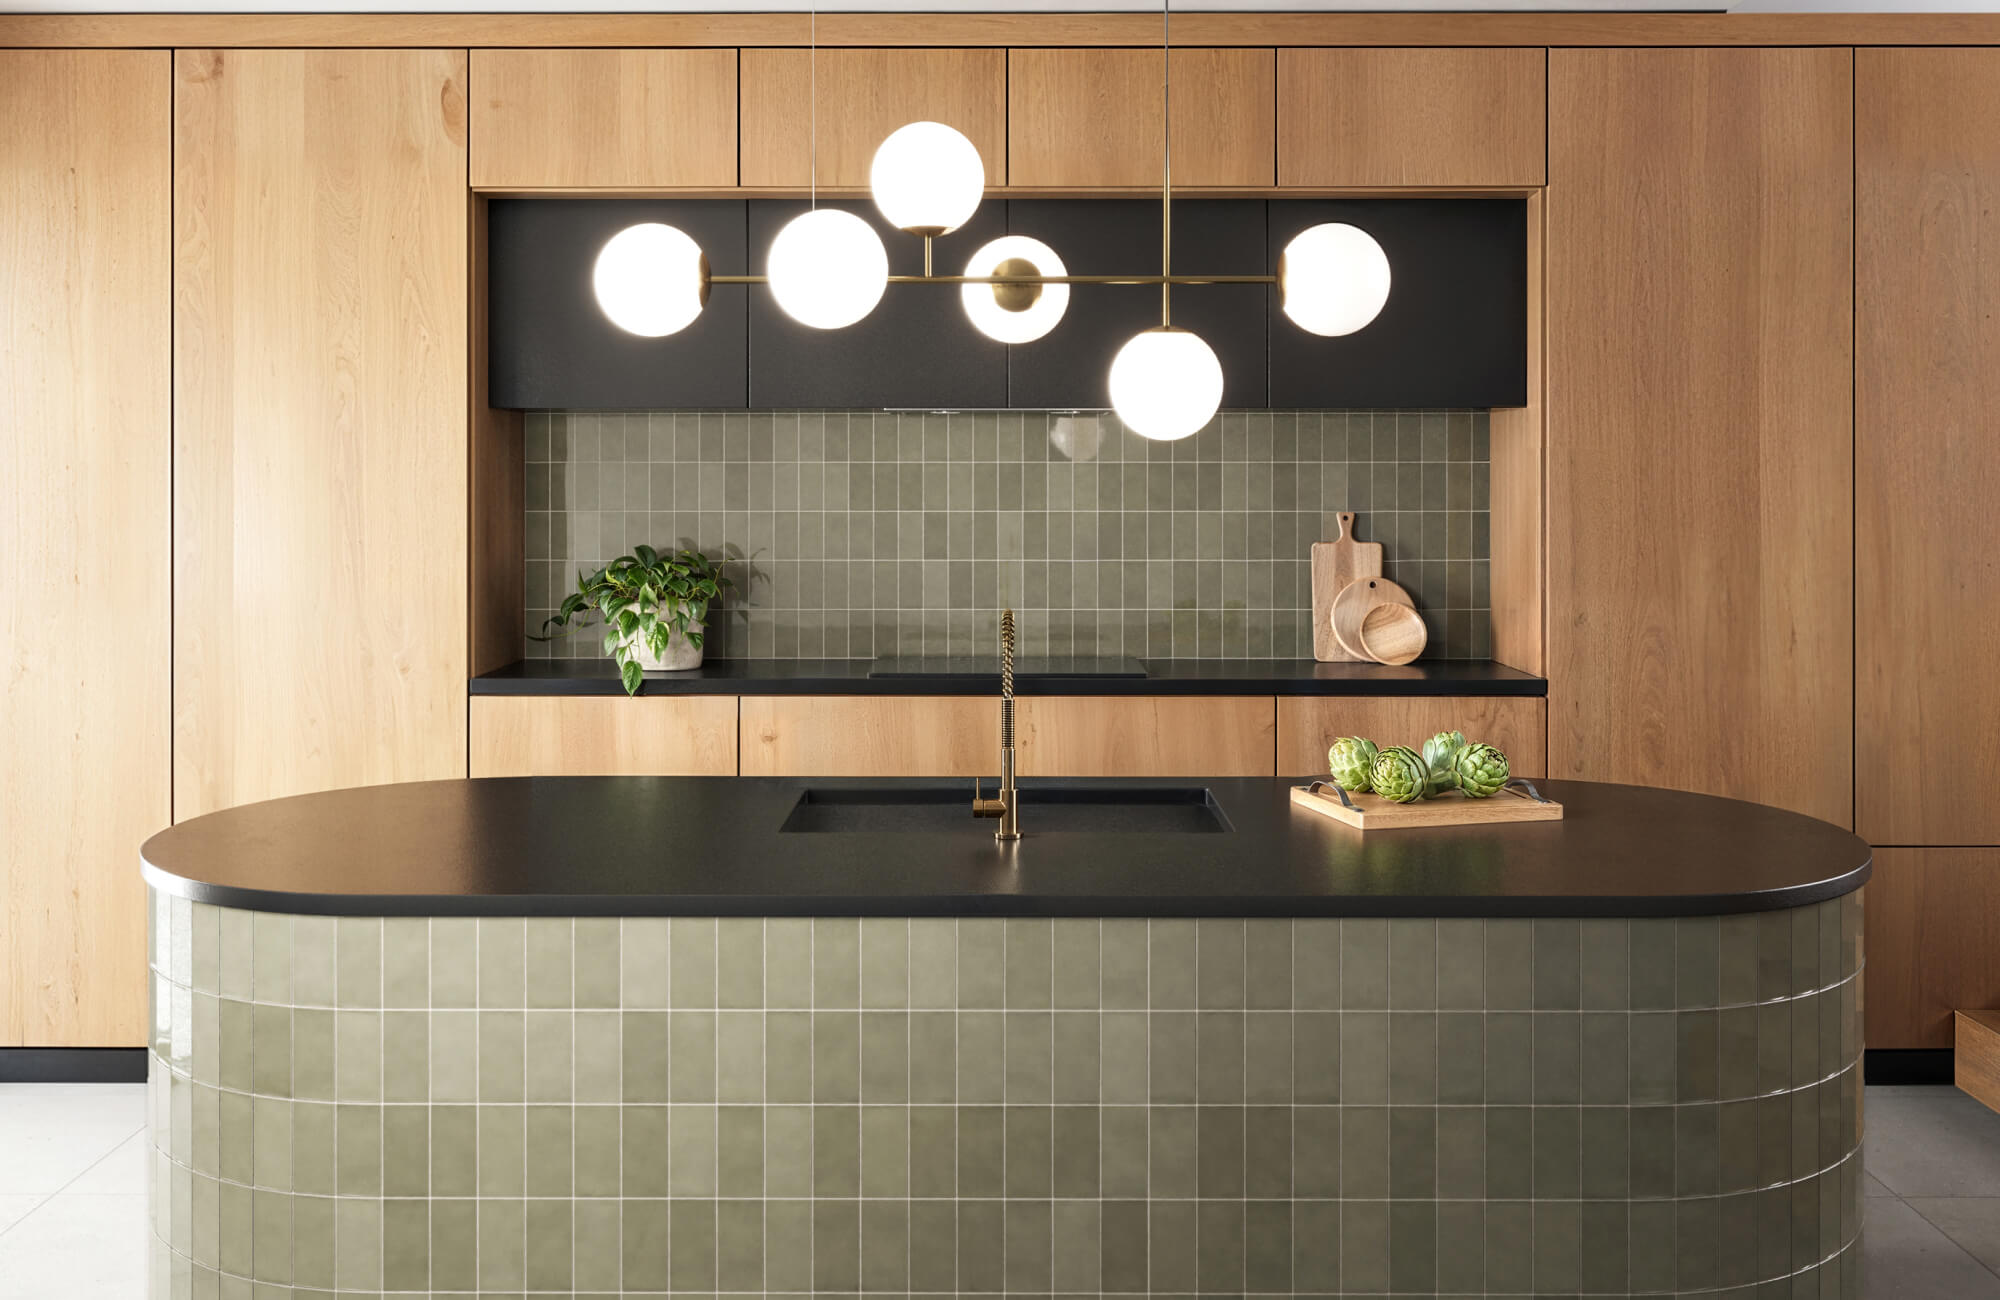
[141,776,1868,1299]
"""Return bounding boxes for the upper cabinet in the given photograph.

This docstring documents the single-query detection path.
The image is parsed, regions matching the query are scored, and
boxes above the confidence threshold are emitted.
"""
[469,49,738,189]
[1278,48,1546,188]
[1856,48,2000,846]
[1008,48,1276,188]
[740,48,1005,189]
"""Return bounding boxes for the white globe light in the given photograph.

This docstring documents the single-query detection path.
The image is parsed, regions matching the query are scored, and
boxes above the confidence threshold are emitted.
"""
[766,208,889,330]
[870,121,986,235]
[1108,327,1224,442]
[1280,222,1392,337]
[592,223,708,337]
[961,236,1069,344]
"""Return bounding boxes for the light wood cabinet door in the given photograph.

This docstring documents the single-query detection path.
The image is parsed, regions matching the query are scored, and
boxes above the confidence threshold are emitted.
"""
[740,48,1004,189]
[1016,697,1275,777]
[2,51,170,1047]
[471,697,738,776]
[1276,697,1546,779]
[470,49,737,188]
[740,696,1000,777]
[1857,49,2000,846]
[174,50,469,818]
[1008,48,1275,188]
[1278,48,1545,188]
[1546,49,1853,828]
[1866,850,2000,1049]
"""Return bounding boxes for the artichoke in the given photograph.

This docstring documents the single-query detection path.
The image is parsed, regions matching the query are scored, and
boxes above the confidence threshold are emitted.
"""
[1421,730,1467,786]
[1327,736,1380,791]
[1369,745,1431,804]
[1451,743,1511,799]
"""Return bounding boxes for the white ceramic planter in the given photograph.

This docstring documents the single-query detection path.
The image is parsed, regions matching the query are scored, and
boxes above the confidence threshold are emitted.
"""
[617,621,704,672]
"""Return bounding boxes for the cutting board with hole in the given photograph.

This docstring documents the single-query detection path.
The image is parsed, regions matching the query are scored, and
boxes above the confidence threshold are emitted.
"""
[1309,512,1382,662]
[1331,575,1414,661]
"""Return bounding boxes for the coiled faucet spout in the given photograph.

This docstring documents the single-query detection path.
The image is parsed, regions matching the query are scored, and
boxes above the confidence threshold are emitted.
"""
[972,609,1022,841]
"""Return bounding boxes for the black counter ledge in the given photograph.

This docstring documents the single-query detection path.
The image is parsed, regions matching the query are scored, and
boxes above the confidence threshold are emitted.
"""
[141,776,1867,920]
[470,656,1549,697]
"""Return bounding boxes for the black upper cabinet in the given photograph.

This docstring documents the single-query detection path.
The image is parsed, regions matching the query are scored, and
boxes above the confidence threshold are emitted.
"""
[488,198,749,410]
[1006,200,1267,411]
[1267,199,1528,409]
[747,200,1008,409]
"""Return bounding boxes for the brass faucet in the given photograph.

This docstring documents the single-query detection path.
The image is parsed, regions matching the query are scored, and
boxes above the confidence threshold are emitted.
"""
[972,608,1021,841]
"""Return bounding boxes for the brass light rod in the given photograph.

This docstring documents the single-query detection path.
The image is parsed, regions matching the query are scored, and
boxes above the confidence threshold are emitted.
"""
[706,273,1277,286]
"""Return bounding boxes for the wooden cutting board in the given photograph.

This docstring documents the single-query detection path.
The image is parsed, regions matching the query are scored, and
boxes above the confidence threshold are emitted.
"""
[1331,575,1414,660]
[1290,780,1564,829]
[1309,512,1382,662]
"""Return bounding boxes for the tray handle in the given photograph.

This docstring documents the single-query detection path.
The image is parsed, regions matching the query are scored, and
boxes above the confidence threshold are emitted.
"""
[1303,780,1358,810]
[1505,777,1550,804]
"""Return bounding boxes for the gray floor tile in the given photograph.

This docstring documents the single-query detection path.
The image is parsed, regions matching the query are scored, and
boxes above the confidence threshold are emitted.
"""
[1865,1197,2000,1300]
[1868,1086,2000,1196]
[0,1193,147,1300]
[1866,1169,1899,1197]
[0,1084,143,1195]
[1907,1198,2000,1277]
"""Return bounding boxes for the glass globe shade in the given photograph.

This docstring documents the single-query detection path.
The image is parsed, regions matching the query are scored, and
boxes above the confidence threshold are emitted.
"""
[766,208,889,330]
[961,236,1069,344]
[1107,327,1224,442]
[1280,222,1393,337]
[592,223,708,337]
[870,121,986,236]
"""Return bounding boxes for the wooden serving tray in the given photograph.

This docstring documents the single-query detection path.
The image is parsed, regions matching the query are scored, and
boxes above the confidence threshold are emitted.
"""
[1290,778,1564,829]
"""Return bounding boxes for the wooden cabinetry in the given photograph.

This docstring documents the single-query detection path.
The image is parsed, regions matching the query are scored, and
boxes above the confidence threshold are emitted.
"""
[1277,48,1546,188]
[471,697,738,776]
[1017,697,1276,777]
[174,50,470,817]
[2,51,170,1047]
[741,696,1000,777]
[1856,49,2000,847]
[1867,850,2000,1049]
[1276,697,1546,779]
[1008,48,1275,188]
[469,49,737,189]
[740,48,1004,189]
[1545,48,1853,828]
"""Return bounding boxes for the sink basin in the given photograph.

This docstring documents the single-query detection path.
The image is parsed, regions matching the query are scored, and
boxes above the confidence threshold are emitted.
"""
[779,785,1231,834]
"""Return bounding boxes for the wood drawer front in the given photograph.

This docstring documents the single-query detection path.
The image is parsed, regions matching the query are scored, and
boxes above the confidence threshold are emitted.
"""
[1867,850,2000,1050]
[471,696,739,776]
[740,696,999,777]
[1008,48,1275,188]
[470,49,738,188]
[1276,696,1546,779]
[1278,48,1546,188]
[740,48,1005,189]
[1016,696,1275,777]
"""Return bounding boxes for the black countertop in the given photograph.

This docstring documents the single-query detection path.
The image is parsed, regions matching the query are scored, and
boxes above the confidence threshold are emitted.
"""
[472,658,1548,697]
[141,777,1868,920]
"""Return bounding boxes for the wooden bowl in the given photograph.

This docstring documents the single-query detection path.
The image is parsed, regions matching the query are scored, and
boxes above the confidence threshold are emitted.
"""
[1358,602,1428,665]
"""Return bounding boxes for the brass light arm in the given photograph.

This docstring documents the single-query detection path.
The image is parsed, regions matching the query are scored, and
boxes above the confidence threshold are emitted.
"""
[705,273,1277,286]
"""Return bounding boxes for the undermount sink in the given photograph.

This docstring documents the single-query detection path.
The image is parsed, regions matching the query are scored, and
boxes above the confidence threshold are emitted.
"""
[779,785,1232,834]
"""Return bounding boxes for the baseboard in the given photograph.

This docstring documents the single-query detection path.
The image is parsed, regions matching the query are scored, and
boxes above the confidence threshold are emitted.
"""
[1865,1047,1956,1085]
[0,1047,147,1083]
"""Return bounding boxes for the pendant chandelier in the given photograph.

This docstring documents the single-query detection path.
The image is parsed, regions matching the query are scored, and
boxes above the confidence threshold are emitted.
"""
[590,0,1392,440]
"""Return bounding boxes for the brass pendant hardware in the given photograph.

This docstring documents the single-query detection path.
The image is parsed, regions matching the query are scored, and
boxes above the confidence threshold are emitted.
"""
[990,257,1044,313]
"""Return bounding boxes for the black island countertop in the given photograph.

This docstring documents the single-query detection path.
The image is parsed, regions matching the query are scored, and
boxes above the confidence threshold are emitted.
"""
[472,657,1548,697]
[141,776,1867,920]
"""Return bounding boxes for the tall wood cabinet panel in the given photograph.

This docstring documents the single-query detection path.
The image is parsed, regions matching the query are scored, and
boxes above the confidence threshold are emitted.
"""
[471,697,739,776]
[740,48,1005,189]
[1,51,170,1046]
[1276,697,1546,779]
[1545,49,1854,828]
[1277,48,1546,188]
[741,697,1000,777]
[1016,697,1276,777]
[469,49,737,189]
[1866,850,2000,1049]
[1008,48,1275,188]
[174,50,470,818]
[1856,49,2000,847]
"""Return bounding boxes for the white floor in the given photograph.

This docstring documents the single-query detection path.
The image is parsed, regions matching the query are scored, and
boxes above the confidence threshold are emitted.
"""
[4,1082,2000,1297]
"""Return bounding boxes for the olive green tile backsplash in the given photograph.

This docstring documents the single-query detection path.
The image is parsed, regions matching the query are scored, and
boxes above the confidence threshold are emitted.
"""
[523,409,1492,661]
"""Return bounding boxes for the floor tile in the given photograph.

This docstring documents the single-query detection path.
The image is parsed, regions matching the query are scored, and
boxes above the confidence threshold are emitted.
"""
[0,1085,145,1195]
[1865,1169,1898,1197]
[0,1198,43,1235]
[1865,1196,2000,1299]
[65,1131,147,1195]
[1907,1198,2000,1276]
[0,1193,148,1300]
[1868,1086,2000,1197]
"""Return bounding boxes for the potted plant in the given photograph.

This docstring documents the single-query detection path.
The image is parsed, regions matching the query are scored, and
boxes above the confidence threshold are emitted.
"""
[536,545,733,694]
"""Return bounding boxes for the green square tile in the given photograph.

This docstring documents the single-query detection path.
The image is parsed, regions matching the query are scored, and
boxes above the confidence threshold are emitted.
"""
[334,1197,382,1292]
[428,1197,476,1291]
[250,1004,290,1098]
[1720,1003,1760,1100]
[522,1104,570,1196]
[1341,919,1389,1008]
[1436,1012,1483,1103]
[1340,1011,1389,1104]
[1390,1011,1438,1103]
[1681,1007,1720,1101]
[764,1010,811,1103]
[1195,1199,1246,1292]
[717,917,763,1007]
[862,1199,910,1293]
[813,1010,860,1102]
[291,917,336,1008]
[957,1198,1005,1294]
[291,1009,334,1101]
[1149,1199,1198,1293]
[1792,904,1821,995]
[1581,1106,1630,1197]
[669,917,716,1007]
[1389,920,1437,1008]
[622,1105,671,1196]
[250,1188,292,1284]
[958,921,1005,1009]
[573,1198,621,1292]
[1099,1012,1147,1104]
[1534,1011,1580,1103]
[1150,920,1198,1009]
[524,919,572,1009]
[708,1010,760,1103]
[1533,1198,1582,1292]
[766,918,811,1007]
[1100,1106,1147,1198]
[1631,1011,1678,1104]
[1006,1105,1054,1198]
[814,1104,860,1196]
[1757,910,1795,1002]
[1282,1103,1333,1197]
[910,1105,956,1198]
[669,1010,717,1101]
[959,1010,1004,1103]
[1100,921,1147,1009]
[1196,1011,1245,1102]
[713,1103,761,1197]
[334,1010,380,1101]
[477,1103,524,1196]
[621,1199,670,1291]
[1630,1104,1676,1197]
[859,919,909,1008]
[1294,1010,1339,1103]
[251,1097,291,1191]
[1293,1199,1340,1290]
[478,1196,524,1290]
[1049,1011,1097,1103]
[1006,1011,1053,1102]
[193,993,219,1086]
[1578,919,1630,1010]
[1719,1097,1762,1195]
[569,1104,618,1197]
[572,919,621,1008]
[1052,1199,1101,1293]
[1244,1010,1291,1104]
[1678,1100,1720,1195]
[670,1104,718,1195]
[762,1197,812,1291]
[1006,919,1054,1008]
[1341,1199,1391,1292]
[335,1103,381,1195]
[382,1105,427,1196]
[813,1198,860,1293]
[1485,1107,1532,1198]
[1389,1200,1437,1296]
[1435,1200,1484,1292]
[908,1201,957,1292]
[1196,919,1246,1009]
[1533,1104,1580,1197]
[908,920,956,1009]
[1006,1198,1054,1292]
[429,919,477,1009]
[525,1198,573,1293]
[1150,1011,1197,1103]
[1676,915,1721,1007]
[909,1011,955,1102]
[813,918,860,1008]
[959,1105,1005,1197]
[291,1194,335,1289]
[859,1104,909,1198]
[1048,1105,1097,1199]
[1484,919,1532,1009]
[1436,920,1483,1009]
[335,919,380,1008]
[718,1199,764,1292]
[572,1011,619,1102]
[382,1198,428,1291]
[1579,1011,1629,1103]
[382,1010,427,1102]
[1437,1107,1484,1198]
[218,908,253,1003]
[1051,920,1100,1009]
[1533,919,1581,1009]
[522,1010,572,1102]
[478,1010,524,1102]
[621,919,670,1008]
[217,1089,251,1185]
[1720,913,1760,1006]
[1484,1199,1533,1293]
[621,1011,670,1102]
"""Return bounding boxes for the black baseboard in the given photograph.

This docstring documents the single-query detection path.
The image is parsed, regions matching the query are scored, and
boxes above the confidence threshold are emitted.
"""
[0,1047,148,1083]
[1865,1047,1956,1086]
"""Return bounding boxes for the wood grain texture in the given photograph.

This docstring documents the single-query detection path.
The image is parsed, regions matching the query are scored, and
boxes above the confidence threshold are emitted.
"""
[1956,1012,2000,1115]
[469,49,735,189]
[1358,604,1428,667]
[1546,49,1853,828]
[1309,512,1381,663]
[1008,48,1275,188]
[1290,782,1561,829]
[740,696,1000,777]
[471,696,738,776]
[469,197,524,680]
[1856,49,2000,846]
[1276,697,1546,779]
[1,51,170,1047]
[740,48,1005,189]
[1277,48,1545,188]
[1489,189,1545,676]
[174,50,469,818]
[1330,577,1413,662]
[1867,850,2000,1050]
[1015,697,1277,777]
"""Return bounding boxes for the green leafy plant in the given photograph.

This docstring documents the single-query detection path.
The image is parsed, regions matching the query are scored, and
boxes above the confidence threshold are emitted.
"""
[535,545,733,695]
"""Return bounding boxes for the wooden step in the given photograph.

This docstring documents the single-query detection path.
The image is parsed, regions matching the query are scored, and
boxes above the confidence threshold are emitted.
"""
[1954,1010,2000,1112]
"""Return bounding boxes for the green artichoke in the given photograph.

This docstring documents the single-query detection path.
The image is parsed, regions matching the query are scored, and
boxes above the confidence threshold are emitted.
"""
[1370,745,1431,803]
[1421,730,1467,786]
[1451,743,1511,798]
[1327,736,1379,791]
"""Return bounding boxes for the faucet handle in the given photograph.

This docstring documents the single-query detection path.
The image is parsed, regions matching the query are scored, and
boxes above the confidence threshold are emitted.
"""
[971,777,1005,817]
